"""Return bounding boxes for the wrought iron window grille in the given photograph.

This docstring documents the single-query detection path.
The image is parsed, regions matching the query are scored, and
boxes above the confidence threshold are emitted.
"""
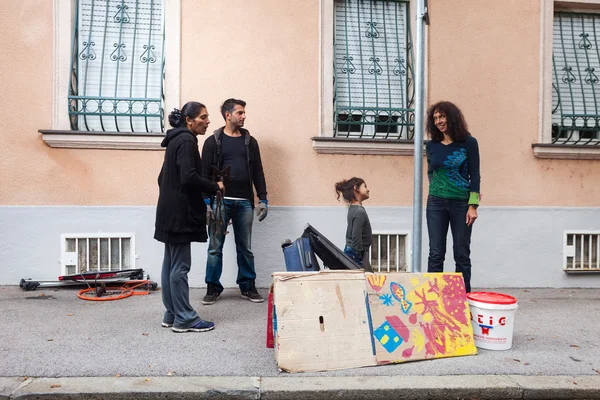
[69,0,165,133]
[333,0,415,140]
[552,12,600,146]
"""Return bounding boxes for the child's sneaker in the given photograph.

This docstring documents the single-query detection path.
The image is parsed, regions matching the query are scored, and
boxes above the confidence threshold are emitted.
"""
[172,320,215,333]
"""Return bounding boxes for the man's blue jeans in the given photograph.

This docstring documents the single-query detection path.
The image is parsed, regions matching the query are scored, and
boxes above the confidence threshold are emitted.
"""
[206,199,256,292]
[426,195,473,293]
[161,242,202,329]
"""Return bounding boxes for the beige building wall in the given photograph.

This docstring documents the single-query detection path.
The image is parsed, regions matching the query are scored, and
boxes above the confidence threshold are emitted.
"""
[1,0,598,207]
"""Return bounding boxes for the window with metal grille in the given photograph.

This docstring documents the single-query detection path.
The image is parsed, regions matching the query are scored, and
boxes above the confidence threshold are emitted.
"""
[564,231,600,273]
[69,0,165,133]
[61,233,135,276]
[552,12,600,146]
[334,0,414,140]
[369,232,410,272]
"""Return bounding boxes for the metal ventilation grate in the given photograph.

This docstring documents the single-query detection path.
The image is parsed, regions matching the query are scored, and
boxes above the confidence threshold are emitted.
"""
[564,231,600,273]
[61,233,135,276]
[369,231,411,272]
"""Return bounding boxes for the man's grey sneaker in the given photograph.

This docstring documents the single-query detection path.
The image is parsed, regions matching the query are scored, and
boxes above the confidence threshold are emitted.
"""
[172,320,215,333]
[161,322,173,328]
[202,284,221,305]
[241,280,264,303]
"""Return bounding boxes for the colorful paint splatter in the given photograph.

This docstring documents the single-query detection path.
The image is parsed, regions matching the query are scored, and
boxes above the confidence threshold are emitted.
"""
[366,272,477,364]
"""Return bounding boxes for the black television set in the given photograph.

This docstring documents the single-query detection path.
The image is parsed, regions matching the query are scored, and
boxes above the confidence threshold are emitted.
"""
[301,223,372,272]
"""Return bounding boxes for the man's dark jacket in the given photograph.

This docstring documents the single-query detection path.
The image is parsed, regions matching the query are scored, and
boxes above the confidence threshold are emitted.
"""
[155,128,220,244]
[201,127,267,206]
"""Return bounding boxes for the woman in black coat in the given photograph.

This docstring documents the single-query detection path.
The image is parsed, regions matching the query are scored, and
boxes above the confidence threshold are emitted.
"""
[155,102,224,333]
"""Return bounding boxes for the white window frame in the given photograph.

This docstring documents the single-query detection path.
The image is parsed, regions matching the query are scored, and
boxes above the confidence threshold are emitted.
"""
[535,0,600,159]
[315,0,425,156]
[369,230,412,272]
[61,232,136,275]
[44,0,181,150]
[563,230,600,273]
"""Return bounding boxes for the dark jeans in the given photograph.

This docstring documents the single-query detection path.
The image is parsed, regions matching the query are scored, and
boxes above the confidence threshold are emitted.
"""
[344,245,372,271]
[426,195,473,293]
[161,242,202,328]
[206,199,256,292]
[344,245,363,265]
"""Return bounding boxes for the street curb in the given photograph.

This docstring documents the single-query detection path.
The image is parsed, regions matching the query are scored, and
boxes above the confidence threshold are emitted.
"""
[3,377,260,400]
[1,375,599,399]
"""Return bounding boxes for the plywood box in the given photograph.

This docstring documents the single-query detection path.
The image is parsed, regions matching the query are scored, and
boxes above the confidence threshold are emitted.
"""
[272,271,375,372]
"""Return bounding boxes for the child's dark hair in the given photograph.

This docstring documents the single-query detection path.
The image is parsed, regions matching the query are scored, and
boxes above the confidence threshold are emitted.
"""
[168,101,206,128]
[334,177,365,203]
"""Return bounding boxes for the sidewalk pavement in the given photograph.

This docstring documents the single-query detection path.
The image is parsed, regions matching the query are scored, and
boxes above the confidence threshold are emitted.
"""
[0,285,599,399]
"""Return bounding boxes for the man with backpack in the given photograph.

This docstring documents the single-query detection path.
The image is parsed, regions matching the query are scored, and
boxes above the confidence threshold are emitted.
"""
[201,98,268,305]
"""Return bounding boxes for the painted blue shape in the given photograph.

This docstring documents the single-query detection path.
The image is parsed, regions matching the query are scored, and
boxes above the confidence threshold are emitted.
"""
[379,293,395,306]
[373,321,404,353]
[365,291,376,356]
[389,282,413,314]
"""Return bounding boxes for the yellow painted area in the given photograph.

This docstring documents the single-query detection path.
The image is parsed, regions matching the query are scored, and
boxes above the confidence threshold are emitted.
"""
[410,328,425,352]
[368,274,386,290]
[444,330,477,356]
[394,336,400,343]
[381,335,389,345]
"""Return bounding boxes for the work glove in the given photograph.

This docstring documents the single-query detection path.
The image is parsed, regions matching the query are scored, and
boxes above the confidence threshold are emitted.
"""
[256,200,268,222]
[205,198,214,224]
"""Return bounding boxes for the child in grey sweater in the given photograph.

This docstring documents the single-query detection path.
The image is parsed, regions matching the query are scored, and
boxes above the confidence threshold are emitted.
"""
[335,177,372,269]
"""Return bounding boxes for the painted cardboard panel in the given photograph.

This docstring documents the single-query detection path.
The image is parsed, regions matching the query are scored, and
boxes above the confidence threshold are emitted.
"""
[272,271,376,372]
[366,272,477,364]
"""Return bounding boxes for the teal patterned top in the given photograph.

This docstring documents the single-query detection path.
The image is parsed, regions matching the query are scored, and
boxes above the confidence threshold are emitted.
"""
[426,136,481,204]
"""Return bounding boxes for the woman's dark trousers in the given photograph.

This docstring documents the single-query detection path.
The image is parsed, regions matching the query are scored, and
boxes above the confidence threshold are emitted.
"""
[426,195,473,293]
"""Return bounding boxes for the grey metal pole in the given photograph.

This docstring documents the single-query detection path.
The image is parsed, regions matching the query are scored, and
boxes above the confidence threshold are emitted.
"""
[412,0,427,273]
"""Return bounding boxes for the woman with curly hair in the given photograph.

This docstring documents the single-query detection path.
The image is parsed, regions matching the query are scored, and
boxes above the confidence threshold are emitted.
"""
[425,101,481,293]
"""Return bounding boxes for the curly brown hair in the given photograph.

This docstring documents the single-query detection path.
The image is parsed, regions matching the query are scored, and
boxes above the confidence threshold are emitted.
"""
[426,101,471,142]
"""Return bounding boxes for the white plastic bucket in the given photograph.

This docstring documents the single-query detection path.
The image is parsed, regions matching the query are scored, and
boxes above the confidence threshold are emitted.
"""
[467,292,518,351]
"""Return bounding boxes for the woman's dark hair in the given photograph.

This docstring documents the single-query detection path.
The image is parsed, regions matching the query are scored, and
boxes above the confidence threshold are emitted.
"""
[168,101,206,128]
[334,177,365,203]
[426,101,471,142]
